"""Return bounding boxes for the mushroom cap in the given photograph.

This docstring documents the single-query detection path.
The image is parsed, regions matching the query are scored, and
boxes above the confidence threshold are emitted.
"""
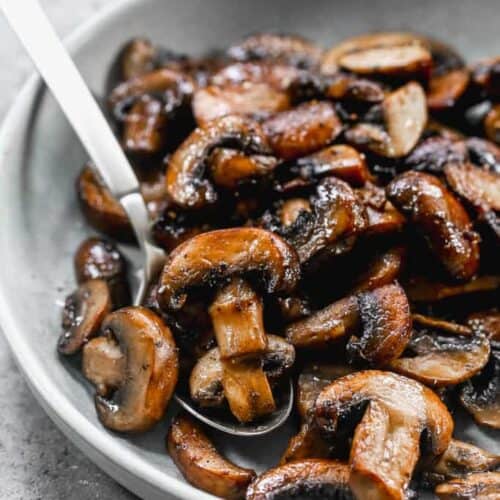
[157,227,300,311]
[95,306,178,433]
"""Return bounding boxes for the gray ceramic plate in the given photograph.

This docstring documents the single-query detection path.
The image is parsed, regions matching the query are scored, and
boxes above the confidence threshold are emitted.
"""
[0,0,499,498]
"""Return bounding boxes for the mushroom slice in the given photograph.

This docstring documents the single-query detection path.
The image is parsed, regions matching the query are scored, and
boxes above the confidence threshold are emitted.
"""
[108,67,194,108]
[444,162,500,211]
[166,115,272,209]
[285,295,360,349]
[406,274,500,302]
[122,95,168,155]
[315,370,454,500]
[286,144,371,187]
[228,33,323,69]
[467,310,500,341]
[339,44,432,78]
[349,282,412,366]
[262,101,342,160]
[221,357,276,423]
[286,177,367,265]
[349,245,406,293]
[210,148,278,189]
[465,137,500,174]
[209,278,267,359]
[192,83,290,126]
[485,104,500,145]
[472,56,500,98]
[280,423,332,464]
[95,307,178,432]
[389,328,490,387]
[58,280,112,356]
[435,472,500,499]
[387,171,480,281]
[119,38,155,80]
[460,350,500,429]
[355,183,406,237]
[422,439,500,486]
[246,459,352,500]
[279,198,311,228]
[190,335,295,408]
[347,82,427,158]
[412,314,472,336]
[82,336,125,397]
[167,412,255,499]
[427,69,470,111]
[74,237,130,308]
[157,227,300,311]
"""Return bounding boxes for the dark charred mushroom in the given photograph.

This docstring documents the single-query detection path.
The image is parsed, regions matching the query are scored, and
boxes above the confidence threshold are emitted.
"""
[246,459,352,500]
[58,279,112,355]
[387,171,480,281]
[262,101,342,160]
[94,307,178,432]
[167,412,256,499]
[435,471,500,499]
[165,115,272,209]
[189,335,295,408]
[460,349,500,429]
[472,57,500,98]
[228,33,323,69]
[74,237,130,308]
[119,38,156,80]
[315,370,454,500]
[157,227,300,311]
[346,82,427,158]
[192,83,290,126]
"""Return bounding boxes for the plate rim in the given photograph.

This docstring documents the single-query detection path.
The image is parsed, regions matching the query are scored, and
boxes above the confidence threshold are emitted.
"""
[0,0,214,498]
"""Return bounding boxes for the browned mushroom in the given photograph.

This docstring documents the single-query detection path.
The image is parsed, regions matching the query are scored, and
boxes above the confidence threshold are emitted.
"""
[346,82,427,158]
[278,198,311,227]
[435,471,500,499]
[387,171,480,281]
[389,324,490,387]
[405,274,500,302]
[246,459,352,500]
[472,57,500,98]
[460,349,500,429]
[189,335,295,408]
[315,370,454,500]
[94,307,178,432]
[422,439,500,487]
[58,279,112,355]
[283,177,367,265]
[412,314,473,336]
[484,104,500,145]
[427,69,470,111]
[74,237,130,308]
[467,310,500,341]
[262,101,342,160]
[165,115,272,209]
[228,33,323,69]
[192,83,290,126]
[156,227,300,311]
[209,148,278,189]
[119,38,156,80]
[167,412,255,499]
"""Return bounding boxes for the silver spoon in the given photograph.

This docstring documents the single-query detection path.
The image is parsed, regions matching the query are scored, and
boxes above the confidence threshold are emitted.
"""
[1,0,293,436]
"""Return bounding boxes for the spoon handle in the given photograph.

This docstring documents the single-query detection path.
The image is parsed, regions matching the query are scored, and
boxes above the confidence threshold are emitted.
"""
[0,0,151,248]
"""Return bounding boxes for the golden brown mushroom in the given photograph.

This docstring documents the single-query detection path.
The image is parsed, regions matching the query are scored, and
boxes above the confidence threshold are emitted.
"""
[94,307,178,432]
[165,115,272,209]
[167,412,255,499]
[387,171,480,281]
[315,370,454,500]
[435,471,500,499]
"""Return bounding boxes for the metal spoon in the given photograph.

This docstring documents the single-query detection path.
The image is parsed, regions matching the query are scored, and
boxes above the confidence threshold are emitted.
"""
[1,0,293,436]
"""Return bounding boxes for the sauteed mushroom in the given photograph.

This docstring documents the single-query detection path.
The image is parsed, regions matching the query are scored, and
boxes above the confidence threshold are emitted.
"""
[427,69,470,111]
[435,472,500,499]
[262,101,342,160]
[167,412,256,499]
[467,310,500,340]
[74,237,130,308]
[315,370,454,500]
[94,307,178,432]
[246,459,352,500]
[58,279,112,355]
[472,57,500,98]
[387,171,480,281]
[484,104,500,144]
[166,115,272,209]
[157,227,300,311]
[120,38,156,80]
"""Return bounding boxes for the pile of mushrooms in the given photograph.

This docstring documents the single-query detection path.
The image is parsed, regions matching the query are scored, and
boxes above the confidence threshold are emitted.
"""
[60,31,500,498]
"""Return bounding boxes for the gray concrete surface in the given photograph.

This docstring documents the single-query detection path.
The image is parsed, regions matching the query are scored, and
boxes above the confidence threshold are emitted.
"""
[0,2,137,498]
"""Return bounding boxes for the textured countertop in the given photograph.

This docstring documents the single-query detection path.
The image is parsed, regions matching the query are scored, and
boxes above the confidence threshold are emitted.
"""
[0,2,137,498]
